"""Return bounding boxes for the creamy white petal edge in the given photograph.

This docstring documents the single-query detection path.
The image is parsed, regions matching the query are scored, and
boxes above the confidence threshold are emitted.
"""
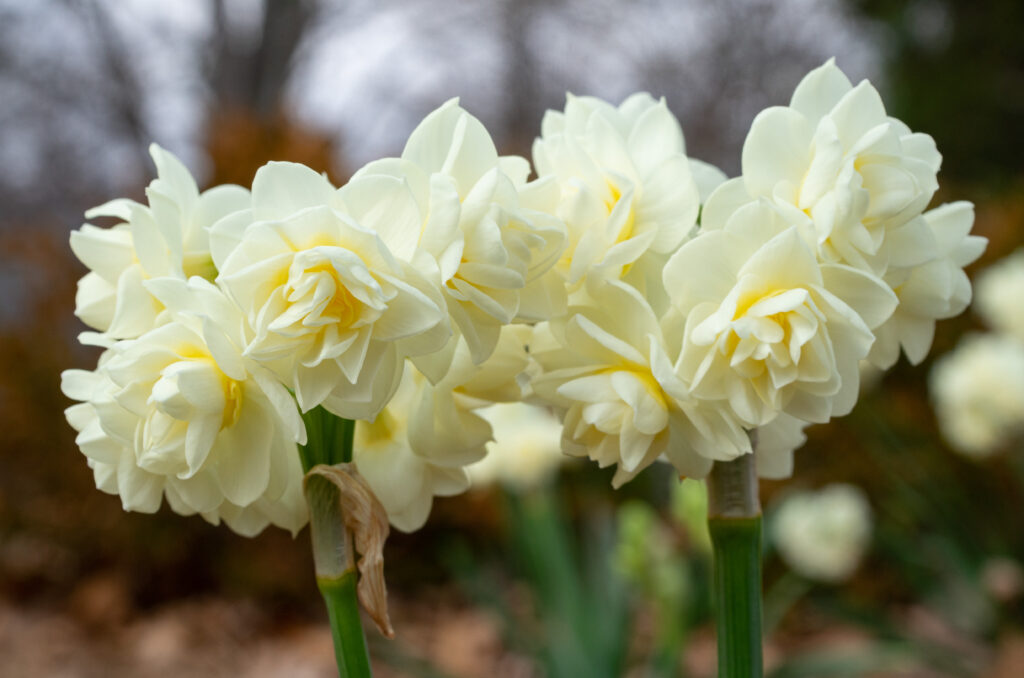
[61,277,307,537]
[737,58,941,276]
[72,144,250,340]
[354,99,568,369]
[354,326,533,531]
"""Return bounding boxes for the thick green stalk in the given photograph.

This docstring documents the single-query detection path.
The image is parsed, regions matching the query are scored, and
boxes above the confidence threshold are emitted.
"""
[706,448,763,678]
[301,407,372,678]
[319,570,373,678]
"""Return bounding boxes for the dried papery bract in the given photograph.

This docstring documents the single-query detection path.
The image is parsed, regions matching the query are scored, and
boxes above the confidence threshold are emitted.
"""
[304,463,393,638]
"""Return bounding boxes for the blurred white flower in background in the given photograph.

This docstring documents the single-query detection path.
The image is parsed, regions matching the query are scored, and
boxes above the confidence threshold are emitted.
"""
[468,402,566,492]
[930,333,1024,458]
[772,484,872,583]
[975,248,1024,343]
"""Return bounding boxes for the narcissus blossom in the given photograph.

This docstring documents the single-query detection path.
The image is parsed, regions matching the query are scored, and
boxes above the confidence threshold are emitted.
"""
[532,93,701,290]
[531,280,750,487]
[665,200,897,428]
[468,402,567,491]
[60,278,307,536]
[213,162,450,419]
[354,99,567,368]
[731,58,940,275]
[976,248,1024,343]
[772,484,872,583]
[71,144,250,339]
[352,362,472,533]
[869,202,986,367]
[930,334,1024,457]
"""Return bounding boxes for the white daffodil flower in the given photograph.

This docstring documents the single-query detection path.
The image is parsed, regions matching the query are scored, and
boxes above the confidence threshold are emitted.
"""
[353,362,472,533]
[532,93,701,291]
[71,144,250,339]
[354,99,567,369]
[930,333,1024,458]
[665,199,897,429]
[976,248,1024,343]
[468,402,567,491]
[772,484,872,583]
[61,277,307,536]
[870,202,987,368]
[213,162,450,420]
[726,58,940,275]
[532,280,751,487]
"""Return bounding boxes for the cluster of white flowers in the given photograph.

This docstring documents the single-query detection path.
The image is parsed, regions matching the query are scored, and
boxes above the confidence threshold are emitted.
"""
[527,59,982,487]
[930,249,1024,457]
[64,60,983,536]
[64,104,562,535]
[771,484,872,583]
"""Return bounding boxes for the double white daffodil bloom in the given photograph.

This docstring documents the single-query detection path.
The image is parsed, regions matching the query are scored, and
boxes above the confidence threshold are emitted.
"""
[212,162,450,420]
[732,58,940,275]
[71,144,250,339]
[354,99,567,371]
[61,278,307,536]
[664,199,897,428]
[707,59,985,371]
[532,93,701,292]
[532,280,750,486]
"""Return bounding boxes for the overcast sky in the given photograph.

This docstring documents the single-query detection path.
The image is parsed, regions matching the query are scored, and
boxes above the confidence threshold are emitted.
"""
[0,0,882,217]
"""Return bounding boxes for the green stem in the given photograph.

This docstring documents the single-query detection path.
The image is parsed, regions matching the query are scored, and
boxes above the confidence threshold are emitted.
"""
[706,450,763,678]
[319,571,374,678]
[301,407,372,678]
